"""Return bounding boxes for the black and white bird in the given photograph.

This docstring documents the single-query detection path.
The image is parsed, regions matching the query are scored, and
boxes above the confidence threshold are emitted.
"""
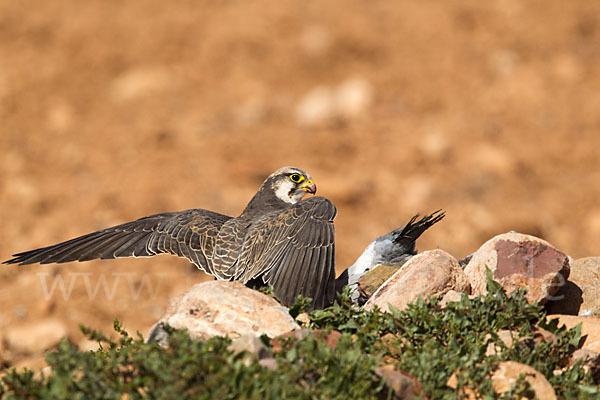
[4,167,336,310]
[336,211,445,303]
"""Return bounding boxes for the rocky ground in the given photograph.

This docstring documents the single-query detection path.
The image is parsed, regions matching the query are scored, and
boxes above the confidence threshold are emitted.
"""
[145,231,600,398]
[1,0,600,372]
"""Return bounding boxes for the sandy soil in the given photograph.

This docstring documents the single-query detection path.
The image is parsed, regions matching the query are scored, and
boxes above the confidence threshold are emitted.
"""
[1,0,599,369]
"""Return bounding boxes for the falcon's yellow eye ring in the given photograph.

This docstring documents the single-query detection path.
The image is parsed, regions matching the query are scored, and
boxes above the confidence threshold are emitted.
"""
[290,173,304,183]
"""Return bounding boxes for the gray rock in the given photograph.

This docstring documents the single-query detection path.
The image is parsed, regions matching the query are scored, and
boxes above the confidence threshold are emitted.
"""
[148,281,299,344]
[463,232,570,305]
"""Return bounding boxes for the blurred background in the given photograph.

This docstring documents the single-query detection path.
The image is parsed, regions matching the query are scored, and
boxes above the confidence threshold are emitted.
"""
[1,0,599,369]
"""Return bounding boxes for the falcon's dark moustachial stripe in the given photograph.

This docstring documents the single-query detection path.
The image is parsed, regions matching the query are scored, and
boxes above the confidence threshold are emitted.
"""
[3,167,336,310]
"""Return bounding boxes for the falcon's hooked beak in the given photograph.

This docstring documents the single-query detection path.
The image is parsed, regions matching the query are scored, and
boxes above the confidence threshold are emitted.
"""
[301,180,317,194]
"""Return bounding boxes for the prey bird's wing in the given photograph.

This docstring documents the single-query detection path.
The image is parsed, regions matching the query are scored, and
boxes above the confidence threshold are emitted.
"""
[235,196,337,310]
[3,209,232,275]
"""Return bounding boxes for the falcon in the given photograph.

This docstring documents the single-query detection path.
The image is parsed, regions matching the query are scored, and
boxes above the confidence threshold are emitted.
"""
[3,167,336,309]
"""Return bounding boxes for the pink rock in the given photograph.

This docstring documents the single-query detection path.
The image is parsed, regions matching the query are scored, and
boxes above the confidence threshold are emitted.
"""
[492,361,556,399]
[546,257,600,316]
[464,232,570,304]
[364,249,470,312]
[375,364,423,400]
[448,361,557,399]
[548,314,600,353]
[148,281,299,343]
[3,318,68,355]
[439,290,469,307]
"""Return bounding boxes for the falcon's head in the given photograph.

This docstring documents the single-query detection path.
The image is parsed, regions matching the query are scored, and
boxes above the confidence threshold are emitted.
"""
[268,166,317,204]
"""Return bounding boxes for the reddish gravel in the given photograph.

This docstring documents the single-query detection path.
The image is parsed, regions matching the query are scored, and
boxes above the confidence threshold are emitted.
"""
[1,0,599,369]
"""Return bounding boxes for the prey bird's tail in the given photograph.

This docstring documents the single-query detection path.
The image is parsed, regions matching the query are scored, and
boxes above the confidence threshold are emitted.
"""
[391,209,445,256]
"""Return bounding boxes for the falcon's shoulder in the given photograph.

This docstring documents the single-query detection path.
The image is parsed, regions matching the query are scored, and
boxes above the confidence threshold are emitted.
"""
[295,195,337,220]
[236,196,337,309]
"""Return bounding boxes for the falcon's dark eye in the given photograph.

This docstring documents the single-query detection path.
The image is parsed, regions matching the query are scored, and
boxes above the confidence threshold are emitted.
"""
[289,173,304,183]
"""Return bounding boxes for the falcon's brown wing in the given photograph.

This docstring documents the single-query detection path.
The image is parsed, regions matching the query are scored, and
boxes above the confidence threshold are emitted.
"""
[235,196,336,309]
[3,209,232,275]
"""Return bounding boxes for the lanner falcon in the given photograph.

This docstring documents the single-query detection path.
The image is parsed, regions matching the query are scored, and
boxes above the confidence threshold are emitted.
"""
[4,167,336,309]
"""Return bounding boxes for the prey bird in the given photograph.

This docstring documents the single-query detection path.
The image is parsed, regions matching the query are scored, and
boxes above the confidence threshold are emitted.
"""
[337,210,445,303]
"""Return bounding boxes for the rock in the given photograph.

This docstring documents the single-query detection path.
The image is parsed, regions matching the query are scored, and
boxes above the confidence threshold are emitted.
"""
[463,232,570,304]
[446,371,478,400]
[294,77,373,127]
[227,333,271,361]
[299,26,332,56]
[379,333,402,357]
[357,263,403,300]
[258,357,278,371]
[78,339,101,353]
[547,315,600,353]
[3,318,68,355]
[271,329,342,353]
[147,281,299,344]
[110,67,172,101]
[544,281,583,315]
[295,312,311,326]
[546,257,600,316]
[439,290,467,307]
[12,356,48,373]
[485,330,519,356]
[0,337,10,366]
[375,364,422,400]
[491,361,556,399]
[295,86,335,127]
[532,326,557,344]
[485,327,556,357]
[447,361,557,399]
[37,366,52,379]
[334,77,373,119]
[570,349,600,382]
[364,250,470,312]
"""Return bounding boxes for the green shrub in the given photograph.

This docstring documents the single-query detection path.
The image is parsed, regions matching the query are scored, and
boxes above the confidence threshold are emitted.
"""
[1,274,597,399]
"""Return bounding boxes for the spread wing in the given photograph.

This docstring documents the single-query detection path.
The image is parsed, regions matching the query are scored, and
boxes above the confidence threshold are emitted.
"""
[236,196,337,309]
[3,209,232,275]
